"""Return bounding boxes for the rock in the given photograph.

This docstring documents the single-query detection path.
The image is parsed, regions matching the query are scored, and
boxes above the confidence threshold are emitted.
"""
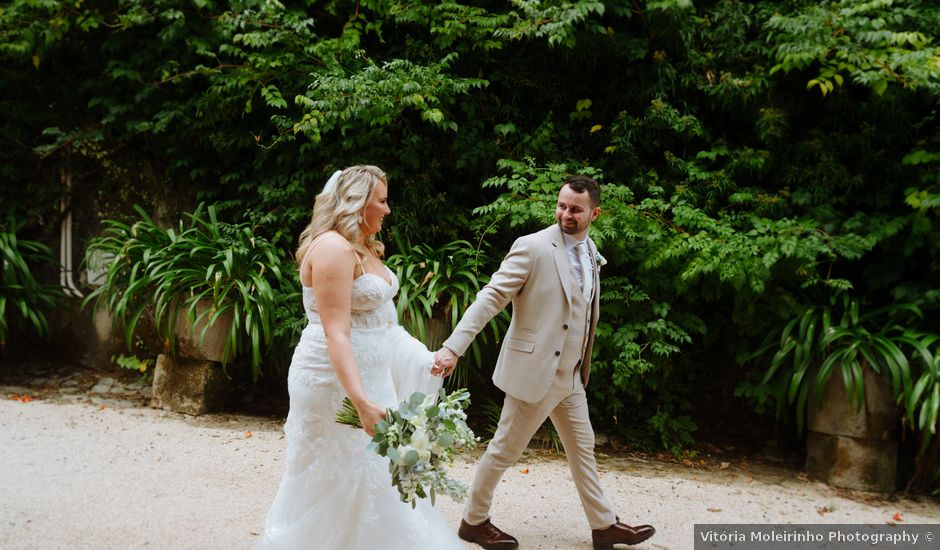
[805,367,898,493]
[90,379,115,394]
[0,386,34,396]
[109,384,137,396]
[149,354,229,416]
[807,366,895,441]
[805,431,897,493]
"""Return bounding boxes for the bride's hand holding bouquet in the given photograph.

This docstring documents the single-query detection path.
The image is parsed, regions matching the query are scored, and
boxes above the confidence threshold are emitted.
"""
[337,388,479,507]
[352,399,386,438]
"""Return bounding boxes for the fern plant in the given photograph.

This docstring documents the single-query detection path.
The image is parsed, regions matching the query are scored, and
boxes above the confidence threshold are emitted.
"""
[84,203,293,379]
[0,216,60,347]
[898,332,940,493]
[898,331,940,446]
[751,295,920,432]
[750,294,940,491]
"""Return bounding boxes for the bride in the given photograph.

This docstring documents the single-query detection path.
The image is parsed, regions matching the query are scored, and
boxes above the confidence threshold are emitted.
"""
[256,165,464,549]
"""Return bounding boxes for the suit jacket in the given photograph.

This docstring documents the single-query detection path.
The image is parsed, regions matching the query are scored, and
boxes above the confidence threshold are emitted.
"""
[442,224,601,403]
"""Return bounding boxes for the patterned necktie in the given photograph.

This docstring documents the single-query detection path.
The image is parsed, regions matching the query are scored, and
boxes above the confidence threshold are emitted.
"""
[577,242,593,300]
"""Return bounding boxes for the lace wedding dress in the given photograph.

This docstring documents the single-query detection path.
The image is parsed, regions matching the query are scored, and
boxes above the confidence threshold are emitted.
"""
[256,268,465,550]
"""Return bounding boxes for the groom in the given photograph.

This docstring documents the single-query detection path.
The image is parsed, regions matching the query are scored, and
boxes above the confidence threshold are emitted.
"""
[434,176,655,549]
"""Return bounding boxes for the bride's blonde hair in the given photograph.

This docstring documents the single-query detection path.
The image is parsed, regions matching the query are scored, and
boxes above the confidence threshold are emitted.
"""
[295,165,387,267]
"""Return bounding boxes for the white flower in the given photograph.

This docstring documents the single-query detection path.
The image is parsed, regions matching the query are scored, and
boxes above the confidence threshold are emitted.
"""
[410,428,432,463]
[594,251,607,267]
[339,388,477,507]
[411,413,427,429]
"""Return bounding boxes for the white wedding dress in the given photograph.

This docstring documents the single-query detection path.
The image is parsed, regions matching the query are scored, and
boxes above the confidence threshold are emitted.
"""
[256,268,465,550]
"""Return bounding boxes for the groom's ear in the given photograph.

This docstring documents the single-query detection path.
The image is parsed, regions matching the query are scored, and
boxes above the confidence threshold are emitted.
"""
[590,206,601,221]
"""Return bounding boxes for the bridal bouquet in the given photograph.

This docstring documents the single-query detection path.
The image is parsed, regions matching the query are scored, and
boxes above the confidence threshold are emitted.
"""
[336,388,478,508]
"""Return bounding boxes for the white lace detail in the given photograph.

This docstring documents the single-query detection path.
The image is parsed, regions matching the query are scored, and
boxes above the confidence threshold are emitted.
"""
[256,267,462,550]
[303,269,399,330]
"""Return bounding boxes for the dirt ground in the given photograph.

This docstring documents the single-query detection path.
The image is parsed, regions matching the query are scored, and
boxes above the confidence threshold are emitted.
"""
[2,363,939,550]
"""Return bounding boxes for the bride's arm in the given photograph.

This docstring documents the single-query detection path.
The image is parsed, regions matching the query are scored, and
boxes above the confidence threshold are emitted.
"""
[310,236,385,436]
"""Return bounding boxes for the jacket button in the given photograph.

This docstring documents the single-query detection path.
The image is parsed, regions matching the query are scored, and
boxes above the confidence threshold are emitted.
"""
[563,324,569,330]
[554,351,561,356]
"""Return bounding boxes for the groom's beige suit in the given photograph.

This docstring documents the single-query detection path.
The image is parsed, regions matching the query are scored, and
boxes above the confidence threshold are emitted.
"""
[443,223,617,530]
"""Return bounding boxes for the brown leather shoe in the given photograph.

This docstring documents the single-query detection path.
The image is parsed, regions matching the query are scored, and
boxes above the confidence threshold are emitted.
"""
[458,519,519,549]
[591,518,656,549]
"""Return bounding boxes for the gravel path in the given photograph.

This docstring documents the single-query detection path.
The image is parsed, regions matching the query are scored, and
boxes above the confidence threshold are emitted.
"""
[2,371,939,550]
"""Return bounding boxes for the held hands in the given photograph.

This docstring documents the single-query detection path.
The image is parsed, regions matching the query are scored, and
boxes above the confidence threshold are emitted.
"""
[432,347,459,378]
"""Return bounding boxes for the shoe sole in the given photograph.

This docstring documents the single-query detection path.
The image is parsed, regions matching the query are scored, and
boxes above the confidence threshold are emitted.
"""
[458,531,519,550]
[592,531,655,549]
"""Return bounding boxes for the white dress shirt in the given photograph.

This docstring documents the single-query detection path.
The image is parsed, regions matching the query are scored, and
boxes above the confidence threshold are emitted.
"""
[562,232,593,291]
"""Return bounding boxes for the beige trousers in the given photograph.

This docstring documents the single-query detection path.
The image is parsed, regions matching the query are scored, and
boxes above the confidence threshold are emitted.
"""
[464,366,617,530]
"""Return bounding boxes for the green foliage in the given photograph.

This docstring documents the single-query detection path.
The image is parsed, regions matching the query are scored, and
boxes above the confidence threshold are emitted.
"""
[593,275,695,381]
[647,410,698,457]
[0,215,60,346]
[747,294,940,489]
[766,0,940,97]
[899,332,940,447]
[749,296,918,431]
[2,0,940,480]
[112,353,154,386]
[459,143,936,455]
[84,204,295,379]
[494,0,607,48]
[287,54,487,141]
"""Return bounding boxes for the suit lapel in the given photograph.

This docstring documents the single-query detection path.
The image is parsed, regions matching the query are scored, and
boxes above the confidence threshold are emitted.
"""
[586,237,599,300]
[550,225,576,305]
[587,237,601,313]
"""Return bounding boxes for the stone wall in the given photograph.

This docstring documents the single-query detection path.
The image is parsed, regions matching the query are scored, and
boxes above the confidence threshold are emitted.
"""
[805,366,898,493]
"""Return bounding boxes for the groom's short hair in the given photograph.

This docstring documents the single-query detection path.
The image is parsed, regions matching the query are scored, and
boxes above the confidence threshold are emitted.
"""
[563,175,600,207]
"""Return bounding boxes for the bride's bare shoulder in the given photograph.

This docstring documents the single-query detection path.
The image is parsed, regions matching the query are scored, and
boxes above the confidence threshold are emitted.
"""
[311,231,355,256]
[300,232,357,287]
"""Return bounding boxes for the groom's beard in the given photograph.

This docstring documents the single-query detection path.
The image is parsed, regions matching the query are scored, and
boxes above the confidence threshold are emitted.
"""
[557,218,588,236]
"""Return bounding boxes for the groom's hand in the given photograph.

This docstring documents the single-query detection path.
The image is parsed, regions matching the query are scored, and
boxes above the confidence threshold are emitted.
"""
[432,347,459,378]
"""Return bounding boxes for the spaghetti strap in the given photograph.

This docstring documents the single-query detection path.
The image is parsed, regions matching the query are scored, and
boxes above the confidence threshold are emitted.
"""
[352,249,366,274]
[303,232,365,278]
